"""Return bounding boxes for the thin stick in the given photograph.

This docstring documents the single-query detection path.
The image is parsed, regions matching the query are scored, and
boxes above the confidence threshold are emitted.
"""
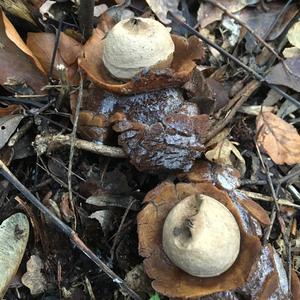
[204,80,260,142]
[169,12,300,108]
[34,134,126,158]
[205,0,299,79]
[205,0,282,61]
[67,73,84,229]
[263,0,293,39]
[0,160,141,300]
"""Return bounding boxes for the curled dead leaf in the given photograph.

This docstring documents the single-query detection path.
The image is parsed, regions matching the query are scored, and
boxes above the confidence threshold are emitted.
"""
[0,10,47,93]
[256,112,300,165]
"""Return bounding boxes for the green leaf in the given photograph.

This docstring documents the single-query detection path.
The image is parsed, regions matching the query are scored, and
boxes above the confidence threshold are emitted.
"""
[149,292,160,300]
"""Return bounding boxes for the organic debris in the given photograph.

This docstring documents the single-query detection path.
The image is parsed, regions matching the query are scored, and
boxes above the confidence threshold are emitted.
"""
[0,0,299,299]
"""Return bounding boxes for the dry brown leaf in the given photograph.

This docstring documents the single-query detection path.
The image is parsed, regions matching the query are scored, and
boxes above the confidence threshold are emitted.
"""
[27,32,81,81]
[0,10,47,93]
[2,11,44,73]
[256,112,300,165]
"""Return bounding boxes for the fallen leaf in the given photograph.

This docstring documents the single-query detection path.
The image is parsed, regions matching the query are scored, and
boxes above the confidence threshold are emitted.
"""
[0,115,24,149]
[27,32,82,81]
[197,0,259,28]
[283,47,300,58]
[0,10,47,93]
[239,3,298,41]
[205,139,246,176]
[0,213,29,298]
[21,255,47,295]
[89,210,113,236]
[287,21,300,49]
[2,10,44,73]
[265,57,300,92]
[237,198,270,226]
[0,0,37,26]
[256,112,300,165]
[145,0,183,24]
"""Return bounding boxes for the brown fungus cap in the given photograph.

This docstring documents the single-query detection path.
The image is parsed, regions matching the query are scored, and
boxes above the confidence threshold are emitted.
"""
[137,181,261,298]
[78,26,204,94]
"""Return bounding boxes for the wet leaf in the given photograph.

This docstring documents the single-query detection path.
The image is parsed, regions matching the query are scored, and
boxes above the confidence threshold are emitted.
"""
[0,115,23,149]
[21,255,47,295]
[256,112,300,165]
[265,57,300,92]
[239,3,298,41]
[0,213,29,298]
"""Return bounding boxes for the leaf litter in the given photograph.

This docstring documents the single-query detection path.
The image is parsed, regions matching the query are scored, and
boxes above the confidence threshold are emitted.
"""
[0,0,299,299]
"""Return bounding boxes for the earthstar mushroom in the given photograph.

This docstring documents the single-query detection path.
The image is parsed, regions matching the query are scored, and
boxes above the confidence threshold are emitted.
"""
[162,193,240,277]
[102,17,175,80]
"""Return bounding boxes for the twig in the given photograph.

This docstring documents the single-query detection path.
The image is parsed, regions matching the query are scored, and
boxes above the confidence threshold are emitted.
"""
[255,145,291,297]
[110,199,138,262]
[204,80,260,142]
[37,160,85,201]
[205,0,299,80]
[78,0,95,41]
[169,12,300,108]
[241,168,300,186]
[0,160,141,300]
[238,190,300,210]
[204,0,282,61]
[67,73,84,229]
[34,134,126,158]
[263,0,293,39]
[49,16,64,81]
